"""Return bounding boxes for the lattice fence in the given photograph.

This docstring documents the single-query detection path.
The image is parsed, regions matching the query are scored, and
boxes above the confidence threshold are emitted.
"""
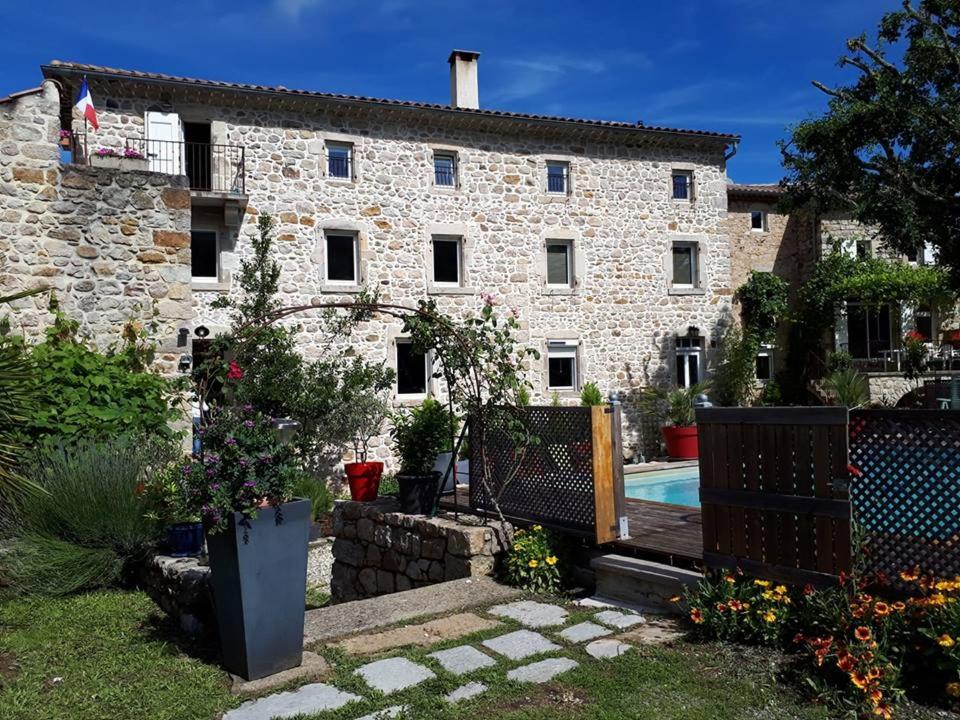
[469,406,600,538]
[697,407,852,587]
[849,409,960,588]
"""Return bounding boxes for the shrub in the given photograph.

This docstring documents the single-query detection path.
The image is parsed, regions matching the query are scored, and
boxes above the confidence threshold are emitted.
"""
[182,405,307,533]
[827,349,854,372]
[824,368,870,408]
[390,398,452,476]
[736,270,789,342]
[902,330,929,381]
[504,524,561,594]
[712,325,760,407]
[290,475,334,522]
[1,437,174,596]
[640,381,710,426]
[579,382,604,407]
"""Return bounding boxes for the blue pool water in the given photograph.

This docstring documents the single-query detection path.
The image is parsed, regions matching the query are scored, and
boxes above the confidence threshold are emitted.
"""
[625,466,701,507]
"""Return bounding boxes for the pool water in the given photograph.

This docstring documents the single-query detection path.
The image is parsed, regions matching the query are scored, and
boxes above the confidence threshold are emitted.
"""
[625,466,701,507]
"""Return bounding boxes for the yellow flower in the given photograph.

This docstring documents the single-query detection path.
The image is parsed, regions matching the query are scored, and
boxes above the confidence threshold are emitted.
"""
[754,579,771,588]
[528,559,538,568]
[762,611,777,623]
[532,525,542,532]
[546,556,558,566]
[774,585,788,595]
[938,634,955,648]
[515,529,526,537]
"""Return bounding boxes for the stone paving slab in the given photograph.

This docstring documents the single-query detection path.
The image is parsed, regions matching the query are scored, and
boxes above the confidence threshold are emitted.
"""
[445,681,487,703]
[355,706,407,720]
[428,644,496,675]
[229,651,329,695]
[617,617,684,646]
[332,613,501,656]
[224,682,360,720]
[506,657,579,684]
[559,621,612,644]
[355,657,436,694]
[305,577,520,644]
[585,639,634,659]
[593,609,645,629]
[487,600,568,628]
[482,629,561,660]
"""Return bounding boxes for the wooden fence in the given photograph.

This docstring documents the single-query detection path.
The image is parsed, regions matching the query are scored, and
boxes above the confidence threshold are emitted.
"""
[469,405,626,545]
[697,407,852,587]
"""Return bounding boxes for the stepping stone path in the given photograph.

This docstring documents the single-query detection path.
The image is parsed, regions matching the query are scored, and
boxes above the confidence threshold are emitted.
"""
[355,657,435,694]
[488,600,569,628]
[506,657,580,684]
[356,706,406,720]
[428,645,496,675]
[445,681,488,703]
[593,609,645,629]
[482,629,561,660]
[224,682,360,720]
[559,621,612,643]
[585,639,634,659]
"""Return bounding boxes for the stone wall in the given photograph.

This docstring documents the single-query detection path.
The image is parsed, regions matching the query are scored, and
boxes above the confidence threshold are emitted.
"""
[0,81,193,370]
[330,498,512,603]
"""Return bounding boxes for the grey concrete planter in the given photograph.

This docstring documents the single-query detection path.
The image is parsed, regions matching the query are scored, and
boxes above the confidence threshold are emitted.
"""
[205,498,311,680]
[89,154,149,171]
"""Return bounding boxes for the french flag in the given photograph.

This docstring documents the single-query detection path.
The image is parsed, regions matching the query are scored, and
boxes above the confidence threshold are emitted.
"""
[74,77,99,130]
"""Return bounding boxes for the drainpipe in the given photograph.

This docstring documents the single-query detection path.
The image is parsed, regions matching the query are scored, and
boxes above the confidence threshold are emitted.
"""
[724,140,740,162]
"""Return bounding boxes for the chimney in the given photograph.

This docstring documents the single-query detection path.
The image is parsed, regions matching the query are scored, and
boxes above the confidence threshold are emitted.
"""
[448,50,480,109]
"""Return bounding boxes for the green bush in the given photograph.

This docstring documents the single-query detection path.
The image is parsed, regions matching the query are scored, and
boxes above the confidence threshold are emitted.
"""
[504,524,561,594]
[824,368,870,408]
[712,325,760,407]
[1,437,174,596]
[579,382,605,406]
[391,398,452,476]
[291,475,334,521]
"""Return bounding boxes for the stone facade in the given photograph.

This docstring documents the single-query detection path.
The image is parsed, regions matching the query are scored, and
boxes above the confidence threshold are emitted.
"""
[330,498,512,603]
[0,81,192,371]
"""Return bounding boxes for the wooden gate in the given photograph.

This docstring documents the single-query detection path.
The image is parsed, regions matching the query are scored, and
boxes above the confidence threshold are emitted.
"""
[697,407,851,586]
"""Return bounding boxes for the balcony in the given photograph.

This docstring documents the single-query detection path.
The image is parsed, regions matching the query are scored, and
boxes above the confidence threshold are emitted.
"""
[70,134,246,195]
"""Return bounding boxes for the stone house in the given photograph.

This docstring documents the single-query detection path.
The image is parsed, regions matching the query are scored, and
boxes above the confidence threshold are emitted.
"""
[1,52,745,461]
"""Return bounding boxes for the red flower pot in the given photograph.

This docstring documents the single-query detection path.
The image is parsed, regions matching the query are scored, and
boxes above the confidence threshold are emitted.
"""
[345,461,384,501]
[661,425,700,460]
[950,329,960,349]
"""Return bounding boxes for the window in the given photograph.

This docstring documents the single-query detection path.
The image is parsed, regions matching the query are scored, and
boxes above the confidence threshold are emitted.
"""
[432,236,462,286]
[191,230,219,283]
[434,152,456,187]
[755,346,773,381]
[545,240,573,287]
[546,161,568,194]
[676,336,703,388]
[396,339,429,397]
[671,242,699,288]
[327,142,352,179]
[672,171,692,200]
[856,239,873,259]
[325,233,358,283]
[915,305,934,341]
[750,210,767,232]
[846,302,893,359]
[546,340,578,390]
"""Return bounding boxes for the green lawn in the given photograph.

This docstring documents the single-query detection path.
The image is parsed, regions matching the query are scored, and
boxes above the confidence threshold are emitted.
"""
[0,591,949,720]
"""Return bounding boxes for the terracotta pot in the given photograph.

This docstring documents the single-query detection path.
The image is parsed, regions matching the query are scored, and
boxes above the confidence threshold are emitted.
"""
[662,425,699,460]
[345,461,384,501]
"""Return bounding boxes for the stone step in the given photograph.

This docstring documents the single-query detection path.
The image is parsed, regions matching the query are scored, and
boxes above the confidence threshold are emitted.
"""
[590,554,701,613]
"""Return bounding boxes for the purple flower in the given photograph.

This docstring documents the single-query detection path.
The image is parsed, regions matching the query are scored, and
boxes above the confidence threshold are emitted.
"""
[225,437,237,446]
[206,468,217,477]
[243,420,254,429]
[182,465,192,475]
[210,483,220,491]
[243,481,256,488]
[239,459,248,468]
[243,404,253,413]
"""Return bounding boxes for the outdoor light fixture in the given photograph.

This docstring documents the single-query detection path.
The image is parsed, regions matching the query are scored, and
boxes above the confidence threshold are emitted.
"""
[271,417,301,445]
[178,354,192,374]
[194,325,210,338]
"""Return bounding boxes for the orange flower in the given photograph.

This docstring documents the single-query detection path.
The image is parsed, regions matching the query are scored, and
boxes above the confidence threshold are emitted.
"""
[873,602,890,617]
[854,626,872,642]
[938,634,955,648]
[900,567,920,582]
[868,667,882,680]
[728,599,743,612]
[723,573,736,584]
[690,608,704,624]
[891,601,906,612]
[946,682,960,698]
[837,653,855,672]
[715,602,728,612]
[868,689,883,707]
[802,583,815,596]
[873,704,893,719]
[850,672,870,690]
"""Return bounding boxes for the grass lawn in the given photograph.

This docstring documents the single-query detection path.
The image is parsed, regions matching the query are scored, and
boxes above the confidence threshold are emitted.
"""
[0,591,951,720]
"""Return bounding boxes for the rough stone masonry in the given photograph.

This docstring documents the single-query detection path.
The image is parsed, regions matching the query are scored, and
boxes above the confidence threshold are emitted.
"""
[330,498,513,603]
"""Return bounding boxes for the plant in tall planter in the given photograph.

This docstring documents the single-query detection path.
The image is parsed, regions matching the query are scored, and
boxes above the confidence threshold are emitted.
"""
[142,464,203,557]
[182,404,311,681]
[390,398,451,514]
[641,381,710,459]
[338,360,394,501]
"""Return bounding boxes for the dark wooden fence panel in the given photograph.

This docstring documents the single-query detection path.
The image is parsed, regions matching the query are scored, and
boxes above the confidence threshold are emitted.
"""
[849,409,960,587]
[469,406,624,543]
[697,407,851,587]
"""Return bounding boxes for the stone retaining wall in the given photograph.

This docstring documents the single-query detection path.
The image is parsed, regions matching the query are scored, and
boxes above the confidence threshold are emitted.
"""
[330,498,513,603]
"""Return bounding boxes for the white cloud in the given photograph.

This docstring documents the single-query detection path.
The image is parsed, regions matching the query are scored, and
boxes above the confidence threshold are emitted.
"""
[274,0,323,19]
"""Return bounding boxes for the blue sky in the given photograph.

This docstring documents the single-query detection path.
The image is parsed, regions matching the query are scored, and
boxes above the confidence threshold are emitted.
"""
[0,0,900,182]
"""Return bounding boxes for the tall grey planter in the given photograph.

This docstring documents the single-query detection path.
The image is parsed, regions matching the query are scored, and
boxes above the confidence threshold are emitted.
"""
[205,498,311,680]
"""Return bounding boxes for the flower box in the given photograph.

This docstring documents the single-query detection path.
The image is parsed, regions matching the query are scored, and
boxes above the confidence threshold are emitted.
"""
[89,154,149,171]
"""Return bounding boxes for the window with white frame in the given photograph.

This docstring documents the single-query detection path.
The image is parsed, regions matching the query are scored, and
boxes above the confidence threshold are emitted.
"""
[671,241,699,288]
[845,301,893,359]
[676,335,703,388]
[396,339,429,397]
[672,171,692,200]
[750,210,768,232]
[432,235,463,286]
[433,152,457,187]
[546,161,569,194]
[755,345,773,381]
[856,239,873,259]
[915,305,935,341]
[191,229,219,283]
[546,340,578,391]
[324,232,359,284]
[545,240,574,287]
[326,142,353,179]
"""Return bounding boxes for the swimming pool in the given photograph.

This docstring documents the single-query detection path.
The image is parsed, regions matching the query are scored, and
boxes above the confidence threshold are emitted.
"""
[625,465,701,507]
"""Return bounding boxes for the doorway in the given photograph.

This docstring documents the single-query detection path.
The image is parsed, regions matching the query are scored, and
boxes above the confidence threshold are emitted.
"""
[183,122,212,191]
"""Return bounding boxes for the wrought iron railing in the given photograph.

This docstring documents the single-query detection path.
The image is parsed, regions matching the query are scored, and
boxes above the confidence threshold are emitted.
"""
[126,138,245,194]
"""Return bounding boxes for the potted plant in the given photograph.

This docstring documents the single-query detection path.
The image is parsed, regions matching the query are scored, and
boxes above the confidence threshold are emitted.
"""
[89,146,149,171]
[641,381,710,460]
[391,398,450,514]
[341,384,390,502]
[182,404,311,681]
[143,465,203,557]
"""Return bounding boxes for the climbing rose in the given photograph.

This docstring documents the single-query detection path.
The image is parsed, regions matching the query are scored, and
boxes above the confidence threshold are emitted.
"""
[227,360,244,380]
